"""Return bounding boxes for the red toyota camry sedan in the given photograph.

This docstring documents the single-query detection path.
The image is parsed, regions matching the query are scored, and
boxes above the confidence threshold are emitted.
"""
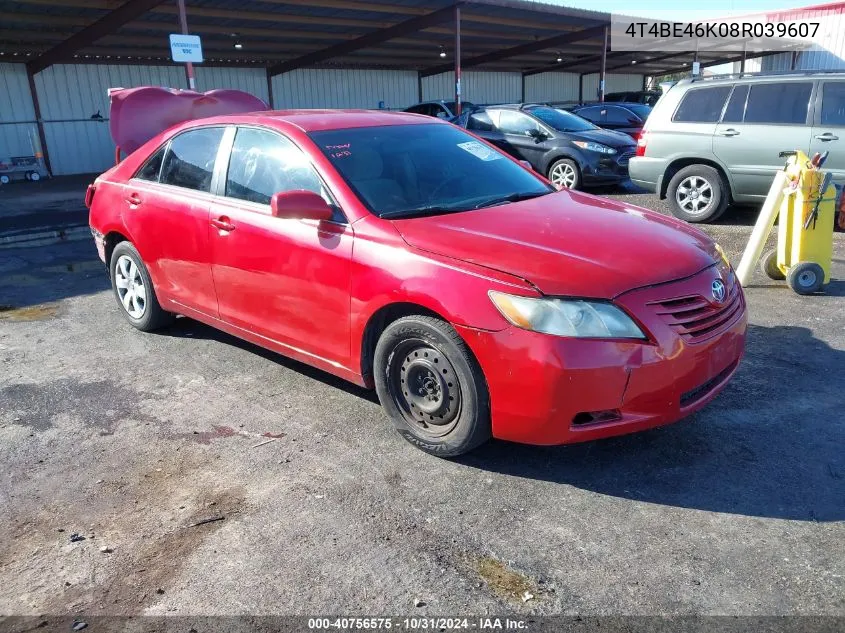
[87,110,746,457]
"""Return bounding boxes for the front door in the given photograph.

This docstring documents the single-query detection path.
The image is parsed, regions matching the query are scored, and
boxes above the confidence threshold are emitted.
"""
[209,126,353,365]
[121,126,225,317]
[713,81,814,199]
[491,109,551,168]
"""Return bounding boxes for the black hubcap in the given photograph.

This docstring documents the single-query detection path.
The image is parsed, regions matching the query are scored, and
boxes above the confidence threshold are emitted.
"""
[388,340,462,437]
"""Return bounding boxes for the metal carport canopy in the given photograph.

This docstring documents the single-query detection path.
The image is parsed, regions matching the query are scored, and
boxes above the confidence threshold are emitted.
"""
[1,0,741,78]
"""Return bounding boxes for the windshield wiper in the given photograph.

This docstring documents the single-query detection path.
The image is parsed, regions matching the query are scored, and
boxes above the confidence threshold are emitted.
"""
[472,191,549,210]
[379,203,472,220]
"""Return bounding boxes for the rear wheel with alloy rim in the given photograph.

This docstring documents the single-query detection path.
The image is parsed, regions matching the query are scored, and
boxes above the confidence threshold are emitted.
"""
[548,158,580,190]
[374,315,491,457]
[667,164,728,223]
[109,241,174,331]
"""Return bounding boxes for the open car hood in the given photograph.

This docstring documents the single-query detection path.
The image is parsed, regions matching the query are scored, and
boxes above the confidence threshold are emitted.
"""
[108,86,268,156]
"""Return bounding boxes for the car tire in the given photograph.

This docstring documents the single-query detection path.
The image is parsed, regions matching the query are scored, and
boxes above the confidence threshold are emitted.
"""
[786,261,825,295]
[374,315,491,457]
[548,158,581,190]
[0,175,9,185]
[760,248,785,280]
[28,171,41,182]
[109,241,174,332]
[667,165,728,223]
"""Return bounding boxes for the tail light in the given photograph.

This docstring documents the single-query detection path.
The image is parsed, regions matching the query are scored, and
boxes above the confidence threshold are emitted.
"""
[84,184,96,208]
[635,132,648,157]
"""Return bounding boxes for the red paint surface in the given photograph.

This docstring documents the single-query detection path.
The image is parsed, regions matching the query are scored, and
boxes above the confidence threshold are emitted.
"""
[90,110,747,446]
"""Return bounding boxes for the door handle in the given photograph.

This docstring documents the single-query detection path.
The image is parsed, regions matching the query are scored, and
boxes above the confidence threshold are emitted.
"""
[718,128,740,137]
[815,132,839,141]
[211,216,235,232]
[125,193,142,206]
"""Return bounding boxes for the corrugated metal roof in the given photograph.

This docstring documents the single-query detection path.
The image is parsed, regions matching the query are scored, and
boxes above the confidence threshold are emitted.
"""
[0,0,732,74]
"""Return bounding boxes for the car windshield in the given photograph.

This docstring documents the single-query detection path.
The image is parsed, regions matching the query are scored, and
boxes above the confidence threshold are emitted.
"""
[444,101,475,112]
[310,124,553,219]
[528,106,597,132]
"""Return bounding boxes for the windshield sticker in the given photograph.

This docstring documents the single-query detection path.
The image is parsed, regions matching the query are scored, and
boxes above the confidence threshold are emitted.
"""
[325,143,352,159]
[457,141,502,161]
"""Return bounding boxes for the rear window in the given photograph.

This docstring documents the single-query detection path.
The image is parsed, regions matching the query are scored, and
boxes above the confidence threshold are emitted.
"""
[722,85,749,123]
[744,82,812,125]
[672,86,732,123]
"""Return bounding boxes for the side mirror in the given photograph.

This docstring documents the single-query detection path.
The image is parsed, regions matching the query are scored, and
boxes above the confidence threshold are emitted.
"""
[270,190,333,221]
[528,128,547,143]
[518,160,533,171]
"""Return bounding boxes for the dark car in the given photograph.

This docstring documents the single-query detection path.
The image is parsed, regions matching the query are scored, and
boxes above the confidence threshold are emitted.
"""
[571,102,651,140]
[454,104,636,190]
[403,100,476,119]
[605,90,662,106]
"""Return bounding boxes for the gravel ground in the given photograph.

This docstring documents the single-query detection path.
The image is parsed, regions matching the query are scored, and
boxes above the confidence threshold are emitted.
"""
[0,190,843,617]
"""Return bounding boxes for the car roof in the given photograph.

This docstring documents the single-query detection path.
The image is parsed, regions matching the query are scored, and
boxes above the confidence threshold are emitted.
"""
[183,109,438,132]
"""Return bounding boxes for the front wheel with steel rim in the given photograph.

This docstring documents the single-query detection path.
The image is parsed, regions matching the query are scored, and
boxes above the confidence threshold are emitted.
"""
[787,261,825,295]
[667,164,728,223]
[548,158,580,190]
[374,315,491,457]
[109,241,173,331]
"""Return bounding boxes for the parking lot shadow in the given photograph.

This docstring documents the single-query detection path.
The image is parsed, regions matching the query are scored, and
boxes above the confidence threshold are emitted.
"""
[159,317,380,404]
[458,323,845,522]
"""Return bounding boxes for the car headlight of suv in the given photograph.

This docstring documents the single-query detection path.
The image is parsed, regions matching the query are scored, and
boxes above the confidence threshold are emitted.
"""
[489,291,646,339]
[573,141,617,155]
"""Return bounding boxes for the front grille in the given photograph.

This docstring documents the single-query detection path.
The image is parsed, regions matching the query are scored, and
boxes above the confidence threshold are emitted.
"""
[617,150,635,166]
[648,279,743,344]
[680,360,738,408]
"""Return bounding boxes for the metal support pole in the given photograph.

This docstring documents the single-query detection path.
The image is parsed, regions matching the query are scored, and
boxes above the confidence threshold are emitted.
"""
[578,72,583,103]
[598,25,608,102]
[176,0,196,90]
[266,67,274,108]
[521,73,526,103]
[454,4,461,116]
[791,50,799,70]
[740,41,747,73]
[417,71,423,103]
[26,68,52,175]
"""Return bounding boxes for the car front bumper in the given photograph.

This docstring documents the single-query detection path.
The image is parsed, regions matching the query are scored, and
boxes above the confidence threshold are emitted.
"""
[456,265,747,445]
[581,150,635,185]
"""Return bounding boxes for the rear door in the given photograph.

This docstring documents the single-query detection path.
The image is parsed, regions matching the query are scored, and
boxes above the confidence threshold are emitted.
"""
[713,81,814,198]
[810,80,845,184]
[121,126,225,317]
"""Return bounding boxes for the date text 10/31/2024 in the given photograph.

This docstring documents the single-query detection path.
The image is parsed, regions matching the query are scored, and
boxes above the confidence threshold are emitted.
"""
[307,617,529,630]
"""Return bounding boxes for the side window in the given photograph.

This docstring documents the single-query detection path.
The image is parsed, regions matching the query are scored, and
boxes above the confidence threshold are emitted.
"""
[606,106,637,124]
[496,110,542,136]
[673,86,732,123]
[467,111,494,131]
[406,105,426,115]
[744,82,812,125]
[722,85,749,123]
[135,146,165,182]
[820,82,845,126]
[575,107,602,123]
[434,105,450,119]
[225,127,323,206]
[159,127,224,192]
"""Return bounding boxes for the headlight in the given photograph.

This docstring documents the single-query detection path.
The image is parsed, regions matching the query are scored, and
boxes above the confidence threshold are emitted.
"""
[714,242,730,266]
[489,291,646,339]
[573,141,617,155]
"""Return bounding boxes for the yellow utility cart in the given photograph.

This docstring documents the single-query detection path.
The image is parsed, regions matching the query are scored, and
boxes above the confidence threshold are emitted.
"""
[758,150,835,295]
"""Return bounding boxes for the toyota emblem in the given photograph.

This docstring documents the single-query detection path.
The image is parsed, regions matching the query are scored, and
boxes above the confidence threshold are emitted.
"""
[712,279,726,303]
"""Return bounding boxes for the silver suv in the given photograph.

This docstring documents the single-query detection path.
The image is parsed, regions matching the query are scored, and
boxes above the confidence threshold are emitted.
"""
[630,71,845,222]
